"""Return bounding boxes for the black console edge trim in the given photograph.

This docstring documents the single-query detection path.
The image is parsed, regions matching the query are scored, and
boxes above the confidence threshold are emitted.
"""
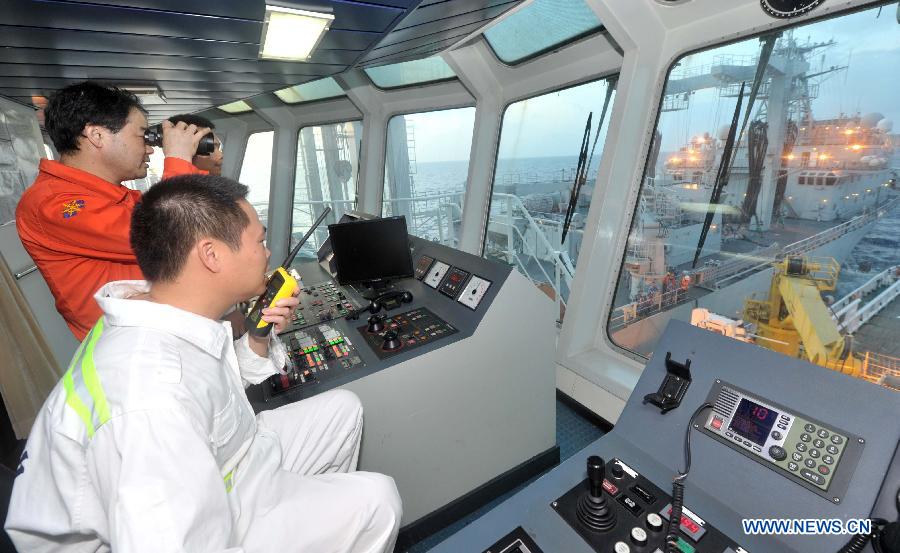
[556,389,615,433]
[395,445,561,551]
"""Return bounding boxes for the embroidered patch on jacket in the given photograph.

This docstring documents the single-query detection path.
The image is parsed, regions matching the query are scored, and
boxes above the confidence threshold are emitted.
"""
[62,199,86,218]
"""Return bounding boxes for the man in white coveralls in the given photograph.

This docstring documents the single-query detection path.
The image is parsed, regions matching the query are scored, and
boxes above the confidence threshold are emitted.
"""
[5,174,402,553]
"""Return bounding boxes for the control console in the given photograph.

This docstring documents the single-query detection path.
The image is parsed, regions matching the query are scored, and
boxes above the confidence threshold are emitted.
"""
[552,457,744,553]
[357,307,458,360]
[285,281,361,332]
[266,323,365,396]
[427,322,900,553]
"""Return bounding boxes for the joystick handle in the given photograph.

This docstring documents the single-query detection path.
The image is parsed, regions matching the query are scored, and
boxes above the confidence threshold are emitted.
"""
[587,456,605,498]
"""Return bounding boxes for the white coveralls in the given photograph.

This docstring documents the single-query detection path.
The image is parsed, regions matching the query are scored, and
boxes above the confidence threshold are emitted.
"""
[5,281,402,553]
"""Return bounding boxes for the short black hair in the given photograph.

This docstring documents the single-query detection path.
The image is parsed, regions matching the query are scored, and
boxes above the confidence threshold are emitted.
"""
[168,114,215,130]
[45,81,146,155]
[131,175,250,282]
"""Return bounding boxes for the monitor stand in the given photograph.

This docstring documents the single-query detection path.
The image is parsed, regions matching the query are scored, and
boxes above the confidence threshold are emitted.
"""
[355,280,395,301]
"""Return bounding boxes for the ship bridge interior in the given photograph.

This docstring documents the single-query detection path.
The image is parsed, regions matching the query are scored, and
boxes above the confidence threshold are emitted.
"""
[0,0,898,552]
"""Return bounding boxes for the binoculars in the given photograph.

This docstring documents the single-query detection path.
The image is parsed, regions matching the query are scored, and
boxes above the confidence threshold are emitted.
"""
[144,124,216,156]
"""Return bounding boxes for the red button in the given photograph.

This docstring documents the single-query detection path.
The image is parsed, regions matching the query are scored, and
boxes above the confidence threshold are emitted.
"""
[712,417,723,430]
[818,465,830,475]
[602,479,618,495]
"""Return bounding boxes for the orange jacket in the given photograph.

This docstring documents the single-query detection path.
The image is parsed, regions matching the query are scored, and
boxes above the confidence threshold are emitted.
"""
[16,158,204,341]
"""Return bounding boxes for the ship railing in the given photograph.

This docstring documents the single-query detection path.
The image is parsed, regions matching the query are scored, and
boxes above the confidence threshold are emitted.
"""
[488,193,576,321]
[384,191,464,247]
[609,287,689,329]
[499,168,581,187]
[860,351,900,386]
[835,270,900,335]
[782,197,900,257]
[289,199,358,250]
[695,244,781,290]
[830,265,900,314]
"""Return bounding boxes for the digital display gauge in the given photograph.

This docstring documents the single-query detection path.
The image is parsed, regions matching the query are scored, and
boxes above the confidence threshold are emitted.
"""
[729,398,778,447]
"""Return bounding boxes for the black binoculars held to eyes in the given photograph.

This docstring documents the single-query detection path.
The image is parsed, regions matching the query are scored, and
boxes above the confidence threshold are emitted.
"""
[144,124,216,156]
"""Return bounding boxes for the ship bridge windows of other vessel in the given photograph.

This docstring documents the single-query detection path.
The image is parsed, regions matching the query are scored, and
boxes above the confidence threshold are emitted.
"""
[607,1,900,395]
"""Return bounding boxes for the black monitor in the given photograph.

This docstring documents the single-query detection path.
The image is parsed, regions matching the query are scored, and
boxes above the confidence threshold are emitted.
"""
[327,216,414,298]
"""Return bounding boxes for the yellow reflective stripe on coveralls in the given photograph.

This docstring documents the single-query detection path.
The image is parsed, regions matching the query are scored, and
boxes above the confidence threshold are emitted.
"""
[224,470,235,493]
[63,320,110,438]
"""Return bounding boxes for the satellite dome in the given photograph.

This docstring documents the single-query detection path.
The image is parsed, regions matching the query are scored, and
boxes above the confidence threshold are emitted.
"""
[860,112,884,129]
[876,118,893,132]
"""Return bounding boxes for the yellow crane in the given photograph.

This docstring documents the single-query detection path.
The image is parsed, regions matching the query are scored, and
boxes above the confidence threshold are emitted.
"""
[743,257,863,377]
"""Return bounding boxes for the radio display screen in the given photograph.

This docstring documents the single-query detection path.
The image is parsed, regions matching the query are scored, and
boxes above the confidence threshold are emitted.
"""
[729,398,778,446]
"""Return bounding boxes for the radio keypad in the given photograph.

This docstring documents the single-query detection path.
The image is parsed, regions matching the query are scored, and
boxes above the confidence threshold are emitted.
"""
[774,415,847,490]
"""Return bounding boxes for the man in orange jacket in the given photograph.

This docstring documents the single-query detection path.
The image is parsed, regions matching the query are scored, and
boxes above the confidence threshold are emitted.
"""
[16,81,212,341]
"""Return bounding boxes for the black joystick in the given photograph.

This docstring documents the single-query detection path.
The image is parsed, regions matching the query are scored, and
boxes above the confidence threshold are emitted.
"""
[367,314,386,333]
[576,456,617,532]
[382,330,403,351]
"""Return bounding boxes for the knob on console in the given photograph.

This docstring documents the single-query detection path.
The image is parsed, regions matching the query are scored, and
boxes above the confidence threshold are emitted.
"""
[382,330,403,352]
[367,314,385,333]
[576,456,617,532]
[611,461,624,479]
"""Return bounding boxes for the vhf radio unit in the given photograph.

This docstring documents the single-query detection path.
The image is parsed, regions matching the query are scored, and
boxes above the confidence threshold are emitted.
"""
[245,207,332,337]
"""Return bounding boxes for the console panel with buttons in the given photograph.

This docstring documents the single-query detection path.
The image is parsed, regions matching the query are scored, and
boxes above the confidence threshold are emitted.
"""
[550,457,744,553]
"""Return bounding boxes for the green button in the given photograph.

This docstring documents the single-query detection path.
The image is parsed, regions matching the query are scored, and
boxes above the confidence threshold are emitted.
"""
[675,537,696,553]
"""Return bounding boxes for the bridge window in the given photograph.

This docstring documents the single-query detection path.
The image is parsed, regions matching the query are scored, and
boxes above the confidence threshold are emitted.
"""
[607,2,900,391]
[483,77,616,322]
[291,121,363,258]
[382,107,476,247]
[218,100,253,114]
[275,77,345,104]
[239,131,274,226]
[484,0,603,65]
[365,57,457,90]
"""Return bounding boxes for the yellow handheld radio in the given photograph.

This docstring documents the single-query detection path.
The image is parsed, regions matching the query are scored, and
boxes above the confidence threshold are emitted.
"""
[245,207,332,337]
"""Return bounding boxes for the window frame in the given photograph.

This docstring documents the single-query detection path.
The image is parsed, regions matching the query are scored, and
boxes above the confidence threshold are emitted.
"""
[291,118,365,235]
[363,57,460,91]
[380,105,477,225]
[274,77,347,106]
[602,0,898,360]
[480,74,620,256]
[484,24,607,67]
[238,130,276,224]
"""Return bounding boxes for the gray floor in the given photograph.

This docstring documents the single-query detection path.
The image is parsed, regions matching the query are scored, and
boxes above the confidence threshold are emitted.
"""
[402,398,606,552]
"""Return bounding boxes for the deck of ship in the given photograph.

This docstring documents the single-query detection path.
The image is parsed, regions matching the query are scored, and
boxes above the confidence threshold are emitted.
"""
[852,295,900,359]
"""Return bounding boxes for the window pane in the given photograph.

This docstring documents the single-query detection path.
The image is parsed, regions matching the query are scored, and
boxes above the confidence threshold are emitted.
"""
[383,107,476,246]
[608,3,900,391]
[275,77,345,104]
[219,100,253,114]
[239,131,274,226]
[291,121,363,259]
[484,0,602,64]
[365,57,456,89]
[485,78,617,321]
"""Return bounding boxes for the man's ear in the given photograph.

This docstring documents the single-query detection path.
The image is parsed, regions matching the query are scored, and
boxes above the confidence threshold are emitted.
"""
[81,124,106,150]
[195,238,224,274]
